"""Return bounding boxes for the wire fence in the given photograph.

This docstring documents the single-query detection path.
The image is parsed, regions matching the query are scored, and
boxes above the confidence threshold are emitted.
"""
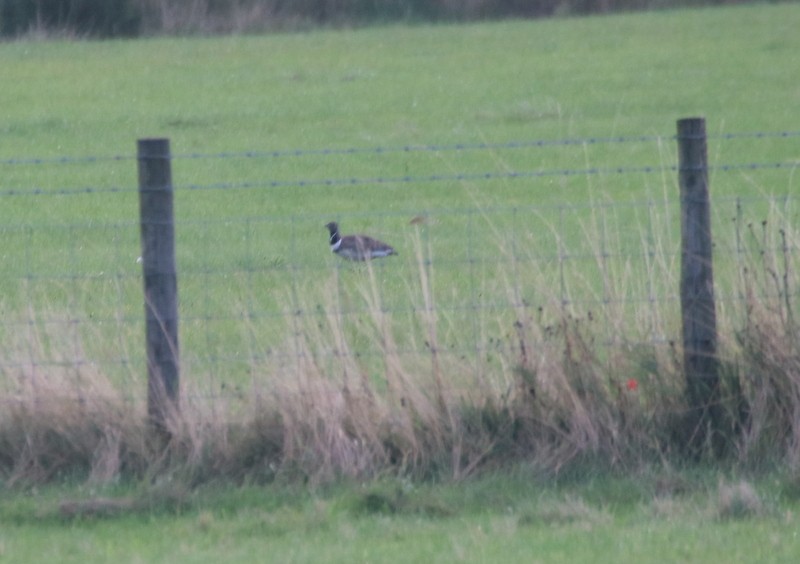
[1,125,798,407]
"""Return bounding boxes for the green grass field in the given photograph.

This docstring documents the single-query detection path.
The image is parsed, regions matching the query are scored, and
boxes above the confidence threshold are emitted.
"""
[2,3,800,561]
[2,470,800,563]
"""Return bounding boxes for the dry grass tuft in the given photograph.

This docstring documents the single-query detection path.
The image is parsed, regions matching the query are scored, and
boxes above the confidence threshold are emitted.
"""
[0,313,149,486]
[715,479,765,520]
[721,204,800,467]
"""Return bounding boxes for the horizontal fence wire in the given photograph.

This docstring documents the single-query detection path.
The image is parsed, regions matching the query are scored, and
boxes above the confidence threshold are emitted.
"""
[2,129,800,166]
[1,129,799,407]
[1,129,797,196]
[0,162,796,198]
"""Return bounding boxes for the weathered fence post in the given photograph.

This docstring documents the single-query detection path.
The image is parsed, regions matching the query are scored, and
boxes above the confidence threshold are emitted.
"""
[137,138,180,430]
[677,117,720,452]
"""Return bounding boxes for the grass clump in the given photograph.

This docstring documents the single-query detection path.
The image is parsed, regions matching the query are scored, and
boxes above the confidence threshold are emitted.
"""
[715,480,765,520]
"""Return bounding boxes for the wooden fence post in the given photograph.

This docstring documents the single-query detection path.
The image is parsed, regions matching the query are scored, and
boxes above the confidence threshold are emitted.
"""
[137,138,180,430]
[677,117,721,452]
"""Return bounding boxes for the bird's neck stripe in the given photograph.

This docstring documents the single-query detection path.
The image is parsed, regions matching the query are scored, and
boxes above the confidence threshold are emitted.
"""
[331,239,342,251]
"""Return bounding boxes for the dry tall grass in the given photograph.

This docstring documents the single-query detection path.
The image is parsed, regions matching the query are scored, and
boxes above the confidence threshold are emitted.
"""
[0,198,797,486]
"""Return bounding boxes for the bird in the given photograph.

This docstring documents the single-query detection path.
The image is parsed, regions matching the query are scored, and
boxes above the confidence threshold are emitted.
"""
[325,221,397,261]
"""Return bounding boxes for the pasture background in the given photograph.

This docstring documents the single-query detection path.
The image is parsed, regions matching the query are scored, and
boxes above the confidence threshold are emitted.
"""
[1,3,800,562]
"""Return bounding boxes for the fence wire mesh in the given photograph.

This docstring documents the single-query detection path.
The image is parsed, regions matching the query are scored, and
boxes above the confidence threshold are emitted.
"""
[0,130,798,407]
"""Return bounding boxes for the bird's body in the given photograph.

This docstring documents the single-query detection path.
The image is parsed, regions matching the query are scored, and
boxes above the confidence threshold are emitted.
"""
[326,222,397,261]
